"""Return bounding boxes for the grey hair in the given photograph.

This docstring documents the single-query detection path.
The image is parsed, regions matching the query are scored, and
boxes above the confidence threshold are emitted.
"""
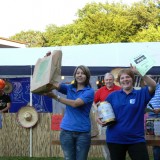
[104,73,114,80]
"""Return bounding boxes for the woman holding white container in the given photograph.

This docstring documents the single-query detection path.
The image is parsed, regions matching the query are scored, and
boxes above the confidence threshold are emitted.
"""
[97,65,156,160]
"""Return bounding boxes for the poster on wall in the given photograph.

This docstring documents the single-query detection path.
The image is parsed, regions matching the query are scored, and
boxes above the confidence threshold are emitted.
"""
[51,114,63,130]
[9,77,52,113]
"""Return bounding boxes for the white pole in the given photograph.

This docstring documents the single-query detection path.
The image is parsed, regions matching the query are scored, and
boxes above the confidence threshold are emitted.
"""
[30,127,32,157]
[30,66,33,106]
[29,66,33,157]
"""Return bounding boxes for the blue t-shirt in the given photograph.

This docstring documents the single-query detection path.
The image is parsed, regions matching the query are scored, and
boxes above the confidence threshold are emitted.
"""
[59,83,94,132]
[148,84,160,118]
[106,87,151,144]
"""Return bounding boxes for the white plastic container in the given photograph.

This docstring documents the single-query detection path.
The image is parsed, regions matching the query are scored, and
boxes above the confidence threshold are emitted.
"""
[98,101,116,126]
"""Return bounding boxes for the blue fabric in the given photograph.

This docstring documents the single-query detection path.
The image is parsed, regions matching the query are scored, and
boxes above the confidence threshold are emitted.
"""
[148,84,160,160]
[60,129,91,160]
[59,83,94,132]
[153,146,160,160]
[9,77,52,113]
[148,84,160,117]
[106,87,152,144]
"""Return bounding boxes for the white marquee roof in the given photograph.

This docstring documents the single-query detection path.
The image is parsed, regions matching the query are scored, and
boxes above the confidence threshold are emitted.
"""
[0,42,159,67]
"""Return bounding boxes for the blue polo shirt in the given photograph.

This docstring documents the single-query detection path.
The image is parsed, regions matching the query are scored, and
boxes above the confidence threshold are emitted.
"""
[59,83,94,132]
[106,87,151,144]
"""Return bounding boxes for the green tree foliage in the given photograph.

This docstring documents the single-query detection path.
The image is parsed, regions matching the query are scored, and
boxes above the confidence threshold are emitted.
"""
[9,0,160,47]
[10,30,47,47]
[74,1,160,43]
[128,1,160,30]
[43,24,75,46]
[66,2,132,43]
[129,24,160,41]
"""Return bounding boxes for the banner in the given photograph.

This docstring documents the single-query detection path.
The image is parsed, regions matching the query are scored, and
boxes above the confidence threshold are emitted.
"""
[9,77,52,112]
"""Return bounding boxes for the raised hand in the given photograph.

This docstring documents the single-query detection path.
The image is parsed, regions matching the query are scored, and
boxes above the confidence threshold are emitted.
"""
[130,63,141,75]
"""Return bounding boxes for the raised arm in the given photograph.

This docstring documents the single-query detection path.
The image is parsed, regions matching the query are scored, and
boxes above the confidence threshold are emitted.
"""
[141,75,156,93]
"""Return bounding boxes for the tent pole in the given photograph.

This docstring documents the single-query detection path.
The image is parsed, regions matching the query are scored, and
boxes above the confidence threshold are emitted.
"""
[30,66,33,157]
[30,65,33,106]
[30,127,33,157]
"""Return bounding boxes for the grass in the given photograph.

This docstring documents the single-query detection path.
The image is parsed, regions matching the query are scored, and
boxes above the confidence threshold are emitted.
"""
[0,158,105,160]
[0,158,60,160]
[126,155,153,160]
[0,156,153,160]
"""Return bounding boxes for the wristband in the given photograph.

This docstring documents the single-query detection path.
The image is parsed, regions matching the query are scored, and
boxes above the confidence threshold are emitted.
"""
[56,95,61,102]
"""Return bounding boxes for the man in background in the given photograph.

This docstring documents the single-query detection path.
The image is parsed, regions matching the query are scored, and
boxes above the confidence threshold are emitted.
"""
[94,73,121,105]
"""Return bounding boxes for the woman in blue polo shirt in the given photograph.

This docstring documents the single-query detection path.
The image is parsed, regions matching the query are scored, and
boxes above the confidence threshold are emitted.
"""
[44,65,94,160]
[98,66,156,160]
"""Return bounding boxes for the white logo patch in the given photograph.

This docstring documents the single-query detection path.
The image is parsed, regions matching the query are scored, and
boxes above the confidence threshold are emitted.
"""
[130,99,135,104]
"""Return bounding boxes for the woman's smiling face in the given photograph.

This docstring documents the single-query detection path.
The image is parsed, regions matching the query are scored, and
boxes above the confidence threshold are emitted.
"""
[119,73,133,91]
[75,68,87,85]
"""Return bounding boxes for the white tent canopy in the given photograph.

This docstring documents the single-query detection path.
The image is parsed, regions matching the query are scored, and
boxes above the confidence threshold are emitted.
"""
[0,42,159,67]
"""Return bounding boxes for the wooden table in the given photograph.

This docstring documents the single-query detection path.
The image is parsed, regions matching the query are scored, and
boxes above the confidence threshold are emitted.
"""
[52,135,160,146]
[145,135,160,146]
[52,135,106,145]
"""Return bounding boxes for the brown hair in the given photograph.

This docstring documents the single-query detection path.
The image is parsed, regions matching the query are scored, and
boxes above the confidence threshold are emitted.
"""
[117,68,135,86]
[73,65,91,87]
